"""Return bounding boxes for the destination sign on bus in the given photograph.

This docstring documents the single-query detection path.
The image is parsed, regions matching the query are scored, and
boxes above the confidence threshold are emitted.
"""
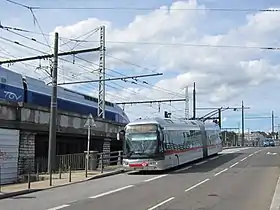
[126,124,158,133]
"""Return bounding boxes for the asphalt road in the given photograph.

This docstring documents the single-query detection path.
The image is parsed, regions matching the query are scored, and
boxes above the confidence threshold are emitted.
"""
[0,147,279,210]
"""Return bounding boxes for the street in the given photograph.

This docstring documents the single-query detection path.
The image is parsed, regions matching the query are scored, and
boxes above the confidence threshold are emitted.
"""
[0,147,279,210]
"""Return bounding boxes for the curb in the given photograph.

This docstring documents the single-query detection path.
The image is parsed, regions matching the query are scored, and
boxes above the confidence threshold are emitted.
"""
[0,169,125,200]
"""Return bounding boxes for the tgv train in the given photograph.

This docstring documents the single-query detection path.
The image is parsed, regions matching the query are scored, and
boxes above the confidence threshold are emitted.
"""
[0,66,129,124]
[120,117,222,170]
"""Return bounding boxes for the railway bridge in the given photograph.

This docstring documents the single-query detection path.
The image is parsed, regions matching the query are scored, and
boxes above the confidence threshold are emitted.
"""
[0,100,126,175]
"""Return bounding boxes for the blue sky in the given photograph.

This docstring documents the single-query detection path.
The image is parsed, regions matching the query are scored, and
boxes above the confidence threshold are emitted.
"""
[1,0,280,132]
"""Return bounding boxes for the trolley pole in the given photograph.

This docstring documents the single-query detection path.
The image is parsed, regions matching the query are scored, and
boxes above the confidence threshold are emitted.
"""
[48,32,59,186]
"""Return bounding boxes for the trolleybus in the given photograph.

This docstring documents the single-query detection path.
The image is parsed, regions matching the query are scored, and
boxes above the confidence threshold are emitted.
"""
[118,117,222,171]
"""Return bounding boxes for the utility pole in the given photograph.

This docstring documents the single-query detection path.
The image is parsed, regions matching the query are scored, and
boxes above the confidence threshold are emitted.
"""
[272,110,275,139]
[241,100,245,146]
[98,26,106,119]
[185,86,189,120]
[193,82,196,120]
[218,108,222,128]
[48,32,59,186]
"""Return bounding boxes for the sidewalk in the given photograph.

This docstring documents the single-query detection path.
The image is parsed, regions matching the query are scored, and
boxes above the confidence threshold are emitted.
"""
[0,166,125,199]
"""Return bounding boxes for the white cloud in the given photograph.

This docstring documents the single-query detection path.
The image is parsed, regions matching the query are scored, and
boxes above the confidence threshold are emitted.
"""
[2,0,280,125]
[48,1,280,121]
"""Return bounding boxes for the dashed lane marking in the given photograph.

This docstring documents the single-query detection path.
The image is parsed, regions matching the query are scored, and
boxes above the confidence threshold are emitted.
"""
[47,205,70,210]
[147,197,175,210]
[240,157,247,162]
[195,160,208,166]
[214,168,228,176]
[209,156,220,161]
[89,185,134,199]
[174,165,192,173]
[230,162,239,168]
[185,178,210,192]
[144,174,168,182]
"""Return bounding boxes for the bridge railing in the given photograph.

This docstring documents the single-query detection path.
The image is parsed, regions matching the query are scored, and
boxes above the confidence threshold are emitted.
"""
[34,150,124,174]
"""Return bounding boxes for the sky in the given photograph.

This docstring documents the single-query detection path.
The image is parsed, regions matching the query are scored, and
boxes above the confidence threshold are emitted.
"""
[0,0,280,132]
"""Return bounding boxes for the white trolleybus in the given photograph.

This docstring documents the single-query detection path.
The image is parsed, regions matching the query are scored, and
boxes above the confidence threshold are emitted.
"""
[119,117,222,171]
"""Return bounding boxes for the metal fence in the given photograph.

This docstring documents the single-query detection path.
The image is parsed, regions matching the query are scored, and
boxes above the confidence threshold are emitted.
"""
[35,150,123,174]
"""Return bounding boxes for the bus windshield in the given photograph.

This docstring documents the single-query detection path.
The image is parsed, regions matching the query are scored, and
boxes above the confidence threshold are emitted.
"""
[124,124,158,158]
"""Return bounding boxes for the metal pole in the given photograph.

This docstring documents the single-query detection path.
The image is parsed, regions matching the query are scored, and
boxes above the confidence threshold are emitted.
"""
[185,86,189,120]
[48,32,59,186]
[86,124,91,177]
[193,82,196,119]
[218,108,222,128]
[272,110,275,139]
[241,100,245,146]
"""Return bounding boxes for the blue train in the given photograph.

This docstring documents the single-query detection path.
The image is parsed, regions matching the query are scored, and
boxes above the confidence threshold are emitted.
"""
[0,66,130,124]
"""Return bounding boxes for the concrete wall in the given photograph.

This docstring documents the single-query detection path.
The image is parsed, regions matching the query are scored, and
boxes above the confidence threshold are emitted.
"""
[0,101,126,138]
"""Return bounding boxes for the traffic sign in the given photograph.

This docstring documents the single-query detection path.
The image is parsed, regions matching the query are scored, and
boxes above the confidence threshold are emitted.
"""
[84,113,96,127]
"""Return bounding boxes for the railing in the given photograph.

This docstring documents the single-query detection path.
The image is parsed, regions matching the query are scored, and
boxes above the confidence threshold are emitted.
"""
[35,150,123,174]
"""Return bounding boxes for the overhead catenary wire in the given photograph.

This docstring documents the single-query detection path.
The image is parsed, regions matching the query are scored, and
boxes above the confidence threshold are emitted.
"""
[2,24,280,51]
[25,6,280,13]
[0,28,185,99]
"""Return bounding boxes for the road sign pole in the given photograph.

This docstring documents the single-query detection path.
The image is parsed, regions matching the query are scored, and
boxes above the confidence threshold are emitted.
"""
[84,113,95,177]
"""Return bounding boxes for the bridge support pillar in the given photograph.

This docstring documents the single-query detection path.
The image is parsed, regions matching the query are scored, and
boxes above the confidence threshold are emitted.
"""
[18,131,36,175]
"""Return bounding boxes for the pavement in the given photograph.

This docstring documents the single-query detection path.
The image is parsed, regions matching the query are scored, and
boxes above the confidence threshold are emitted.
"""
[0,166,124,200]
[0,147,279,210]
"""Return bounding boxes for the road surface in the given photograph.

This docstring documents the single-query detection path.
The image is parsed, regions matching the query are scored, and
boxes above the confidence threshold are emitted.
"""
[0,147,279,210]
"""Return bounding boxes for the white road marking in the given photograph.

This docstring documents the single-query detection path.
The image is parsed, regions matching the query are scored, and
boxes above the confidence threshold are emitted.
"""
[195,160,208,166]
[214,168,228,176]
[230,162,239,168]
[254,150,262,154]
[144,174,168,182]
[209,156,219,160]
[47,205,70,210]
[185,178,210,192]
[269,174,280,210]
[89,185,134,199]
[240,157,247,162]
[267,152,278,156]
[147,197,175,210]
[174,165,192,172]
[221,147,250,154]
[248,153,253,157]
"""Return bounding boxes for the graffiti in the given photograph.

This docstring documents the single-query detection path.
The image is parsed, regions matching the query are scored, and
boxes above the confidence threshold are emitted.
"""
[4,91,22,101]
[0,150,13,161]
